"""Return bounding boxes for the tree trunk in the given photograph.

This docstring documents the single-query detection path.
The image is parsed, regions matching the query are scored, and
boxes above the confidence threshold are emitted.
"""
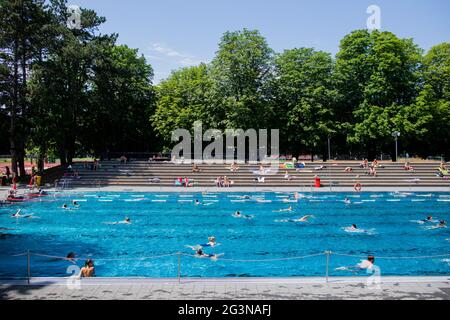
[367,141,377,161]
[37,155,45,174]
[58,146,67,167]
[18,151,26,178]
[10,37,19,176]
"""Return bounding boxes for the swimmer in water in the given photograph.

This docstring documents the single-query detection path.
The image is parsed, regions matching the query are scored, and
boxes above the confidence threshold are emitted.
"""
[62,204,69,210]
[186,236,220,250]
[195,199,201,205]
[296,215,314,222]
[11,209,34,219]
[232,211,254,219]
[430,220,447,229]
[240,195,251,200]
[11,209,21,218]
[336,255,375,273]
[344,198,351,205]
[195,248,224,261]
[421,216,434,223]
[120,217,132,224]
[274,206,293,213]
[277,215,314,223]
[66,252,77,263]
[104,217,132,225]
[343,224,375,234]
[204,236,217,247]
[72,200,79,207]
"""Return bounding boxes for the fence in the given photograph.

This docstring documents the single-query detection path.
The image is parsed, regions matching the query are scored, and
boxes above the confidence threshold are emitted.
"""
[10,250,450,285]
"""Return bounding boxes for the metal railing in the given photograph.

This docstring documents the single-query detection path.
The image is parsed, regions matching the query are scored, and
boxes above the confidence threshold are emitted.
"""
[10,250,450,285]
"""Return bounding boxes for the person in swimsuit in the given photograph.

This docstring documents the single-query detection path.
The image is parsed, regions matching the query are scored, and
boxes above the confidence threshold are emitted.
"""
[277,215,314,223]
[233,211,254,219]
[79,259,95,277]
[274,206,293,213]
[431,220,447,229]
[105,217,132,225]
[195,249,223,261]
[66,252,77,263]
[11,209,21,218]
[421,216,434,223]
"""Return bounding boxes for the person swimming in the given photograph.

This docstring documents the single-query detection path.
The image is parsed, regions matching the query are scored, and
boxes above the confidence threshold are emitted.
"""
[274,206,293,213]
[104,217,132,225]
[421,216,434,223]
[344,198,351,205]
[11,209,34,219]
[195,248,224,261]
[186,236,220,250]
[429,220,447,229]
[72,200,79,207]
[66,252,77,263]
[411,216,438,224]
[120,217,132,224]
[344,224,359,232]
[11,209,21,218]
[194,199,201,205]
[62,204,69,210]
[295,215,314,222]
[232,211,254,219]
[203,236,217,247]
[336,255,375,273]
[343,224,375,234]
[276,215,314,223]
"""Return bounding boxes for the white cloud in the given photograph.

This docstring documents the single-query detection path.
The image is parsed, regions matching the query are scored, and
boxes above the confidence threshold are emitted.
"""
[148,43,202,66]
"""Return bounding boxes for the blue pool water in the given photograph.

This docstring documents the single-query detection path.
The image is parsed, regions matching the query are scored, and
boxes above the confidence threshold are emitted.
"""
[0,191,449,278]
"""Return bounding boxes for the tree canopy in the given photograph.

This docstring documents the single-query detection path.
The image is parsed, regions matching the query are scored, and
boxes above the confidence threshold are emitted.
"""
[1,0,449,176]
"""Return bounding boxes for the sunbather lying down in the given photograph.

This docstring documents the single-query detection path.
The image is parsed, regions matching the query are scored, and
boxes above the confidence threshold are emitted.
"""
[437,167,449,177]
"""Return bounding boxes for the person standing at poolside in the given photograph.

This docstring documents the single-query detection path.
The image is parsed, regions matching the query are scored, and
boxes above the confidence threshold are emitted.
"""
[5,166,11,181]
[336,255,375,273]
[358,255,375,270]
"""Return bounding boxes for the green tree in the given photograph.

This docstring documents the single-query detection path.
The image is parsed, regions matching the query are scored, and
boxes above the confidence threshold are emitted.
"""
[210,29,274,130]
[151,64,214,147]
[29,0,113,165]
[335,30,422,160]
[0,0,53,176]
[86,44,156,156]
[409,43,450,159]
[273,48,338,160]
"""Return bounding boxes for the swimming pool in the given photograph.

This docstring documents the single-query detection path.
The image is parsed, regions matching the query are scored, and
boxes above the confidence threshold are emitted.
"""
[0,191,449,278]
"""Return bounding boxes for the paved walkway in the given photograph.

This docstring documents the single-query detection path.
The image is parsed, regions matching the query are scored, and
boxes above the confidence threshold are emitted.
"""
[1,277,449,300]
[47,186,450,193]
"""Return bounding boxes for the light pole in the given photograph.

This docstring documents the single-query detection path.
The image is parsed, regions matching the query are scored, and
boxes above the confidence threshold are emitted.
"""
[392,131,400,162]
[327,136,331,161]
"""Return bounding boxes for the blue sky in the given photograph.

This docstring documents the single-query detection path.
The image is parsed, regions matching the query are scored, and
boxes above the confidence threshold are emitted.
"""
[72,0,450,82]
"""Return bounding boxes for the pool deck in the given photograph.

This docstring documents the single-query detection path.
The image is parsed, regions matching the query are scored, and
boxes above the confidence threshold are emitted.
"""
[1,276,449,300]
[12,186,450,193]
[1,185,450,198]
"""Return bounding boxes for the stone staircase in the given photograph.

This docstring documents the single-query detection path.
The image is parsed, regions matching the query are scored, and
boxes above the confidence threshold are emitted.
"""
[55,160,449,188]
